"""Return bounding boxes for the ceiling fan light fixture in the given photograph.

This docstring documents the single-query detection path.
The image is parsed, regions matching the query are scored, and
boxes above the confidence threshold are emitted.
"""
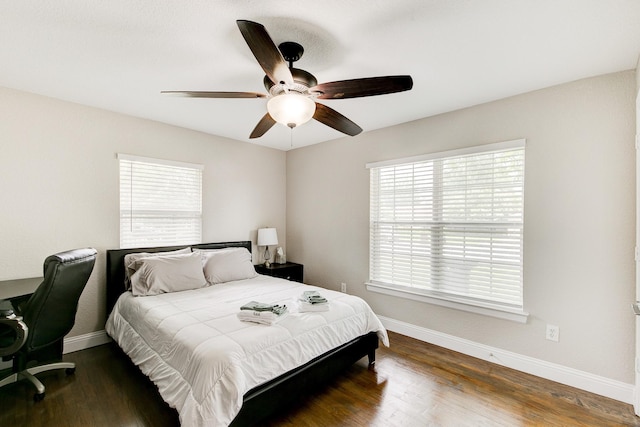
[267,94,316,128]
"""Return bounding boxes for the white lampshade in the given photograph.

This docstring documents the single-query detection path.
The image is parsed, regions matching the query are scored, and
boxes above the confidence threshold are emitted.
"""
[267,94,316,128]
[257,228,278,246]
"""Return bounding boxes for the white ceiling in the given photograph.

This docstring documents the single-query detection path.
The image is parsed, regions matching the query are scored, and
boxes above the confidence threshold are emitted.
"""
[2,1,640,151]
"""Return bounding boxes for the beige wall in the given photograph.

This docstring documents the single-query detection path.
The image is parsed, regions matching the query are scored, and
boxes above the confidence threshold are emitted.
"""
[0,70,635,384]
[0,86,287,337]
[286,71,636,383]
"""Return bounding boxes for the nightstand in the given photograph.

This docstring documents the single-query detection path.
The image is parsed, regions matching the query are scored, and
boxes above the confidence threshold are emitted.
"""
[255,262,304,283]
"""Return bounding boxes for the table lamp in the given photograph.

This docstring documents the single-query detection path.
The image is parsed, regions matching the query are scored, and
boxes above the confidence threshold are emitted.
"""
[257,228,278,267]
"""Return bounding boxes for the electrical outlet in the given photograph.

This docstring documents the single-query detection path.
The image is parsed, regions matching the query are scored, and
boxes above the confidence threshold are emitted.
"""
[546,324,560,342]
[340,282,347,293]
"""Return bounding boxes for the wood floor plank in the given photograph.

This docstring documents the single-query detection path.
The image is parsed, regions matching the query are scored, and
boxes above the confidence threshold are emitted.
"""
[0,331,638,426]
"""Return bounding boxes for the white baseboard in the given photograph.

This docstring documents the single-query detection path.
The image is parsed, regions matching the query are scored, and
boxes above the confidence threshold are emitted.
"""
[63,330,111,354]
[379,315,635,405]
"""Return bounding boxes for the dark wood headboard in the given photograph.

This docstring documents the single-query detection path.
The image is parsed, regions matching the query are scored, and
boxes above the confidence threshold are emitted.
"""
[105,241,252,315]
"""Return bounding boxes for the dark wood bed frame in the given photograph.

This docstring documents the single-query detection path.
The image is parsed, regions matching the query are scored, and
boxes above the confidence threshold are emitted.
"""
[106,241,379,426]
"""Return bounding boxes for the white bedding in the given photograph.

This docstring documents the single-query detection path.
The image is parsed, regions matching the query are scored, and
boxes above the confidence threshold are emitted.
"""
[105,274,388,426]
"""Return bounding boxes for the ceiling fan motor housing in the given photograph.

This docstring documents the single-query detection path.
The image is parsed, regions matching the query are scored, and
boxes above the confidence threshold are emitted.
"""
[263,68,318,96]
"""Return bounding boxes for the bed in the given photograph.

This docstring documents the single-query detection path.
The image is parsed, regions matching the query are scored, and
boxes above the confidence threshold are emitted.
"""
[105,241,388,426]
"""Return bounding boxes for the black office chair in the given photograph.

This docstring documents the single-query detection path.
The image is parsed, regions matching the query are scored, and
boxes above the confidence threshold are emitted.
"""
[0,248,96,401]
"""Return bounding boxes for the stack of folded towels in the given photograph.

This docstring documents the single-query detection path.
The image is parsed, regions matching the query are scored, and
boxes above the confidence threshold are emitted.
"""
[298,290,329,312]
[237,301,288,325]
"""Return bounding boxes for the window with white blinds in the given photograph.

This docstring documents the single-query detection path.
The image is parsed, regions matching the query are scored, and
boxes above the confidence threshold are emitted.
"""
[367,140,525,315]
[118,154,203,248]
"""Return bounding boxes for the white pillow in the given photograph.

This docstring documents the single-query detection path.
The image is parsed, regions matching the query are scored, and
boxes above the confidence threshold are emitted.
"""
[124,247,191,289]
[130,252,207,296]
[197,247,257,285]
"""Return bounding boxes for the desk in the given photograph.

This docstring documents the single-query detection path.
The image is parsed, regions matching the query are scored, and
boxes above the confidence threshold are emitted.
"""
[0,277,42,300]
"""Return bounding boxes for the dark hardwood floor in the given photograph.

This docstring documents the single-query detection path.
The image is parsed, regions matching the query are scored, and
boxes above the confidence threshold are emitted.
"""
[1,331,638,426]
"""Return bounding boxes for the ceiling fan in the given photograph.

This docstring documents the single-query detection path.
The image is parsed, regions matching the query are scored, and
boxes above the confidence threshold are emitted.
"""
[162,20,413,139]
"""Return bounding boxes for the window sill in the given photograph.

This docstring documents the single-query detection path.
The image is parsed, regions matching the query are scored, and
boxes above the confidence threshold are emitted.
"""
[365,282,529,323]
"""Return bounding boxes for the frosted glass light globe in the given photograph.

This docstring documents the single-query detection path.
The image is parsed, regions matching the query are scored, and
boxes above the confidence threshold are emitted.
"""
[267,94,316,128]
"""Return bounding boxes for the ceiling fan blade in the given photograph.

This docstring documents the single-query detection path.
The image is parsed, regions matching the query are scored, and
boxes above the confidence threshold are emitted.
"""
[236,20,294,86]
[161,91,266,99]
[249,113,276,139]
[313,103,362,136]
[310,75,413,99]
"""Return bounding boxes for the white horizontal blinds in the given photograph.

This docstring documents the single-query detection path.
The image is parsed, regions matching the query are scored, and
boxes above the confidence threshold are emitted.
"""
[369,140,525,309]
[119,154,203,248]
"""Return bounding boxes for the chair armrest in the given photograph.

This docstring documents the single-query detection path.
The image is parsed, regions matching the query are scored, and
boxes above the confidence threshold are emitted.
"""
[7,294,30,316]
[0,298,28,357]
[0,298,15,317]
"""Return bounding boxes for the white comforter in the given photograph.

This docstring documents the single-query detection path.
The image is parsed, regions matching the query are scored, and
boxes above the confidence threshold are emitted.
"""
[105,274,388,426]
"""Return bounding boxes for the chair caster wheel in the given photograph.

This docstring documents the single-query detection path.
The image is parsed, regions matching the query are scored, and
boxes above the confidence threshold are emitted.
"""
[34,392,45,402]
[65,367,76,375]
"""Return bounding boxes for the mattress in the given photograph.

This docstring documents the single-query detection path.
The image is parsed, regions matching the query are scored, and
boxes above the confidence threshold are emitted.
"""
[105,274,388,426]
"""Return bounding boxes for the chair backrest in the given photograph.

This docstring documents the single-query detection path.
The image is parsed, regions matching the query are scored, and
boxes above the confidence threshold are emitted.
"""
[22,248,97,352]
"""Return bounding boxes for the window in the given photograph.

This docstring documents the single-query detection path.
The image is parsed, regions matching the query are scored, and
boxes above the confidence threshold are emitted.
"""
[366,140,526,321]
[118,154,203,248]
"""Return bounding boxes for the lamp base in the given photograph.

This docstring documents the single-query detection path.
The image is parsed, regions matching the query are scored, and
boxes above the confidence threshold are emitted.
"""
[263,246,272,268]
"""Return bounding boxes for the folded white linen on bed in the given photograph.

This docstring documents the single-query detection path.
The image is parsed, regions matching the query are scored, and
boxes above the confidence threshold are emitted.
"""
[236,308,288,325]
[105,274,388,427]
[297,300,330,312]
